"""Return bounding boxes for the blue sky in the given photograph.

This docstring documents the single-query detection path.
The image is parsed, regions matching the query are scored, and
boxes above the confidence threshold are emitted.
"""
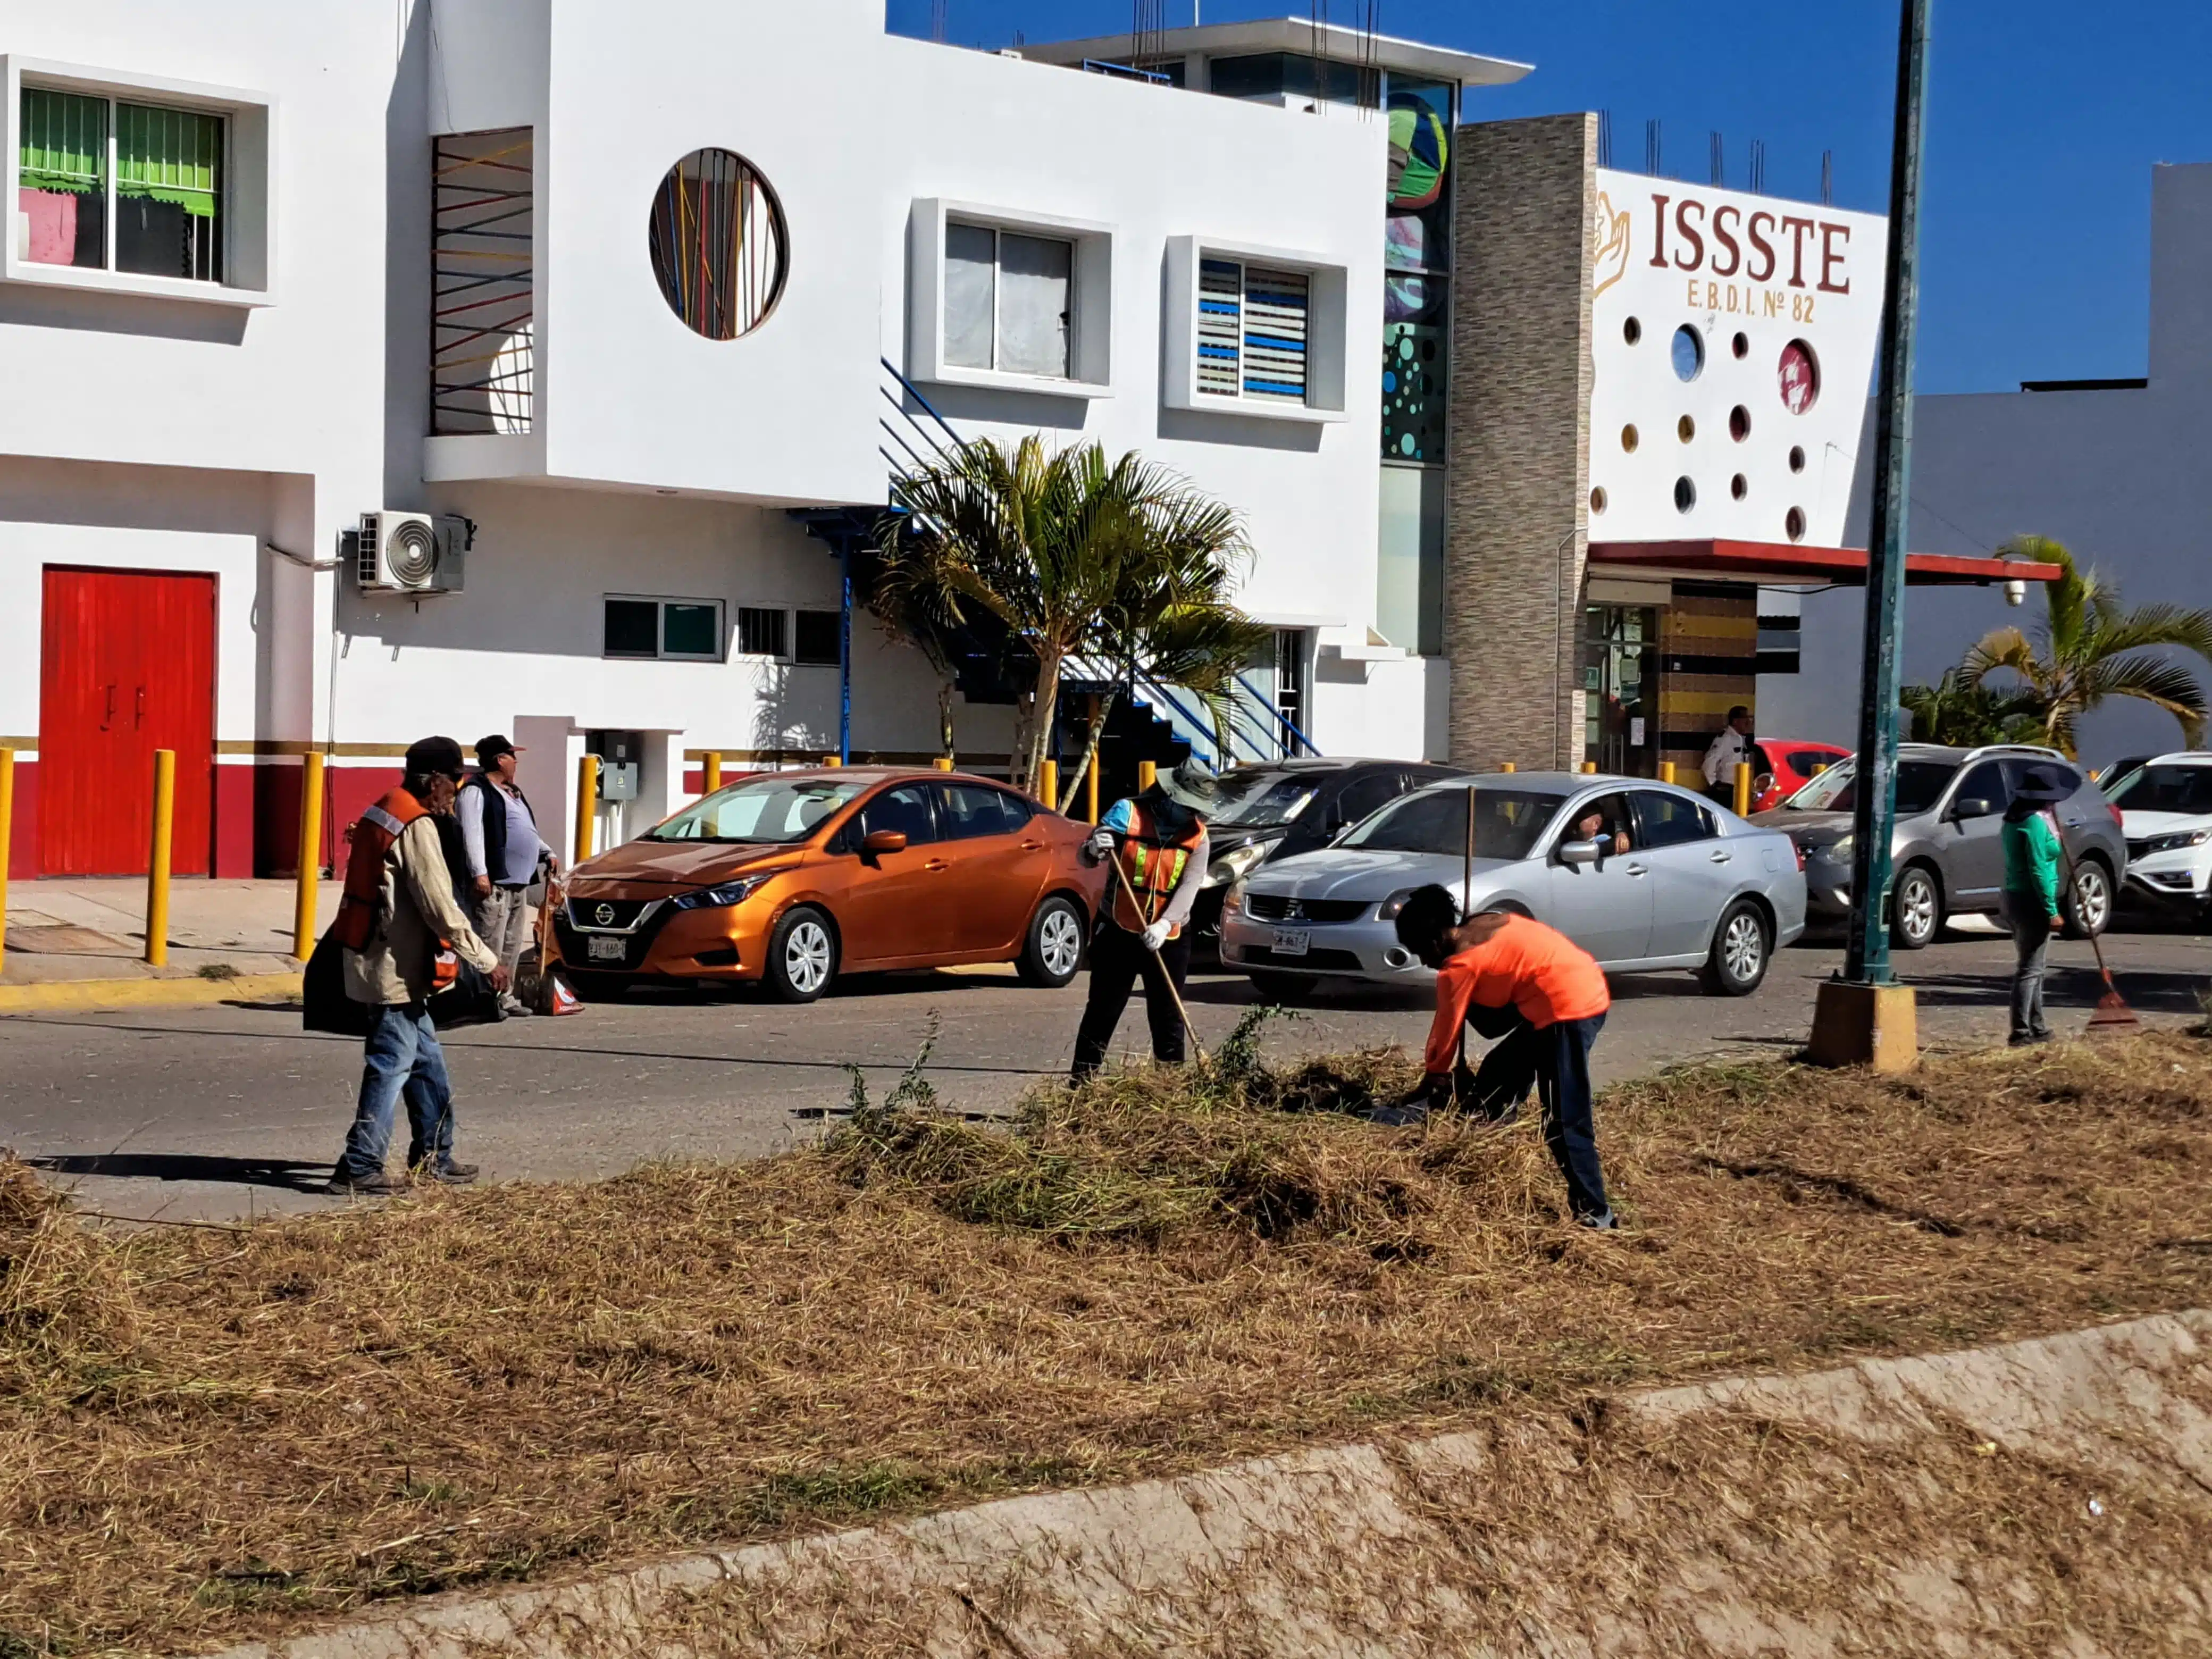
[886,2,2212,395]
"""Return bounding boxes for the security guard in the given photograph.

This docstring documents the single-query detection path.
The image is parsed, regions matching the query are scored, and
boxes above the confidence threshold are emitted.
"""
[1070,757,1217,1079]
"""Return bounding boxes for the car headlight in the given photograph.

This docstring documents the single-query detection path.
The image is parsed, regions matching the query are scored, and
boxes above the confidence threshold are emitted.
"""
[1377,887,1422,921]
[671,873,773,911]
[1205,839,1277,888]
[1826,835,1854,862]
[1225,876,1251,915]
[2143,828,2212,854]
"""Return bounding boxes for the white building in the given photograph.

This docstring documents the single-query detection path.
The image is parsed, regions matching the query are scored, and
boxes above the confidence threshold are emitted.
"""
[0,3,1526,879]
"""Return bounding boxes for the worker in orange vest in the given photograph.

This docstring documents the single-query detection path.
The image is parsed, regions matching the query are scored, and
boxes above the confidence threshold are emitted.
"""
[1069,757,1217,1080]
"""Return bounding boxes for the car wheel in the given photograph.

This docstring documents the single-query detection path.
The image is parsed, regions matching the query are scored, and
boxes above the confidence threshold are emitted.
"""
[765,906,838,1004]
[1889,864,1941,951]
[1247,970,1318,1004]
[2062,858,2113,941]
[1016,895,1086,988]
[1700,899,1771,996]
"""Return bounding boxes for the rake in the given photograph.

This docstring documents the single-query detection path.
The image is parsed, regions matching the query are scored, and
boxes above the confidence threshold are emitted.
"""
[1106,851,1208,1067]
[2054,834,2139,1034]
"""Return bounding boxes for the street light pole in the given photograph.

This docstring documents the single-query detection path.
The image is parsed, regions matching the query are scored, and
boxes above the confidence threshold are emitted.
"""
[1813,0,1933,1068]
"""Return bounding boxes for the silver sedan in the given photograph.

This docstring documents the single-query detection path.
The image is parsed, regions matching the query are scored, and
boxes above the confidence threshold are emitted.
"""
[1219,772,1808,998]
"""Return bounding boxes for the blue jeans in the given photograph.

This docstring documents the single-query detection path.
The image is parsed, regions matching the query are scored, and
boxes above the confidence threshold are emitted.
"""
[1535,1013,1610,1221]
[337,1002,456,1179]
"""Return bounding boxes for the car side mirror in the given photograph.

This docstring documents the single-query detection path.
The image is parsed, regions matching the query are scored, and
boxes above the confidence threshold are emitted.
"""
[860,829,908,861]
[1557,837,1603,867]
[1953,798,1994,820]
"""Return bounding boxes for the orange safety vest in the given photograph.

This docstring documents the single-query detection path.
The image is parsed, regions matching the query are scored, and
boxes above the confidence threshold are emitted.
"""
[331,787,460,992]
[1109,802,1206,937]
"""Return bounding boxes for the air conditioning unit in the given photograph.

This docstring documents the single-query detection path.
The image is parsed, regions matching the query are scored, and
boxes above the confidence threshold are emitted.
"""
[348,512,472,594]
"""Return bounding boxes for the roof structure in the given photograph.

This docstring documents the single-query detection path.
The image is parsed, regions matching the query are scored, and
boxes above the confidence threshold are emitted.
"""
[1011,18,1534,90]
[1588,540,2066,589]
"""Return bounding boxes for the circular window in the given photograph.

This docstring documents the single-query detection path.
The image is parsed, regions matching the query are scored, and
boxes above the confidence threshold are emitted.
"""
[1778,338,1821,413]
[648,149,789,340]
[1729,405,1752,442]
[1589,485,1608,514]
[1624,316,1643,346]
[1677,414,1696,443]
[1621,424,1640,454]
[1732,331,1749,359]
[1788,445,1807,474]
[1785,506,1808,542]
[1674,475,1697,514]
[1672,324,1705,381]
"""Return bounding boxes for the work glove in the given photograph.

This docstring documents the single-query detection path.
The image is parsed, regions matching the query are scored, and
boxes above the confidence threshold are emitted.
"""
[1084,827,1115,862]
[1141,919,1171,952]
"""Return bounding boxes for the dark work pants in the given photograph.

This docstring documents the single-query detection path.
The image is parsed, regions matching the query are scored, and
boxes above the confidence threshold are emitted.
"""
[1453,1013,1539,1121]
[1071,920,1192,1078]
[2002,891,2055,1040]
[1535,1013,1610,1220]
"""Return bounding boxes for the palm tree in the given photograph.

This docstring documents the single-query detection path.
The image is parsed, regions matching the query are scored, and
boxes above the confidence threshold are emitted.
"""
[1899,668,2041,747]
[875,436,1264,796]
[1965,535,2212,757]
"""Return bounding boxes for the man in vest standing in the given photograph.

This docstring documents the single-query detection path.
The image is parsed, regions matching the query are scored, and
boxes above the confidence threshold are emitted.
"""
[458,734,557,1016]
[1070,757,1216,1080]
[331,736,506,1195]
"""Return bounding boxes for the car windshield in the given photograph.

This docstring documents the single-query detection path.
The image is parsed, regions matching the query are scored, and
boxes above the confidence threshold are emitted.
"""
[1206,770,1322,829]
[648,776,867,843]
[2112,764,2212,816]
[1780,757,1958,816]
[1342,786,1565,861]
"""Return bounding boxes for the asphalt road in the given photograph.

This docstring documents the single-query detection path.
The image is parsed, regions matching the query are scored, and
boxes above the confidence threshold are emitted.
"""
[3,918,2205,1224]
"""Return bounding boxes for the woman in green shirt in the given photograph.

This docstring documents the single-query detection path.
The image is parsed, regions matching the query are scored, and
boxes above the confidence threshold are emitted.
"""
[1999,766,2072,1046]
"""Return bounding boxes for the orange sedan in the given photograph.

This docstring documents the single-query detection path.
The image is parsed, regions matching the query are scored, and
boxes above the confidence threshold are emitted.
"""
[550,768,1104,1002]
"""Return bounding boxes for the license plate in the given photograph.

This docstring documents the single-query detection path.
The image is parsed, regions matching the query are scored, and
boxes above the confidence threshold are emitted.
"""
[1270,927,1311,958]
[587,935,626,962]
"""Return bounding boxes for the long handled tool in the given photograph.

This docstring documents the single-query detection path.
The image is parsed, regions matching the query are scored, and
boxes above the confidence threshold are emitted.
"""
[1106,851,1208,1067]
[2052,829,2139,1034]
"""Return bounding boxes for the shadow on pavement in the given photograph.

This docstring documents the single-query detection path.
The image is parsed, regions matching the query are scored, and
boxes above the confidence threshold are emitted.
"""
[24,1152,335,1194]
[1903,966,2209,1015]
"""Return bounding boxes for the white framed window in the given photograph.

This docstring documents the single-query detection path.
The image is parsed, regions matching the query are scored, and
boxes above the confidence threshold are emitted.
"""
[1164,237,1347,423]
[3,57,276,306]
[909,198,1113,396]
[731,605,842,665]
[606,596,725,662]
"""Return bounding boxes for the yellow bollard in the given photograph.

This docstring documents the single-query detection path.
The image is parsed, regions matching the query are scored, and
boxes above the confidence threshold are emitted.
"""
[1812,761,1828,776]
[933,756,954,772]
[1037,759,1059,811]
[703,751,723,794]
[1733,760,1753,816]
[1500,761,1515,773]
[574,753,600,865]
[1658,760,1677,785]
[0,748,13,970]
[1581,760,1598,775]
[1086,756,1100,825]
[824,755,842,768]
[145,748,175,967]
[292,749,326,960]
[1137,759,1158,792]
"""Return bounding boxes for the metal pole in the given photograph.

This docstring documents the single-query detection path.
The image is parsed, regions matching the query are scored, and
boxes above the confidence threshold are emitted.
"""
[838,542,853,767]
[574,753,600,865]
[292,749,326,961]
[1842,0,1934,988]
[145,749,175,967]
[1462,784,1474,917]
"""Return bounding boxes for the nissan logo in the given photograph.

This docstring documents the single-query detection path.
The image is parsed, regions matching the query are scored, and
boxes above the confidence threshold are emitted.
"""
[594,903,616,926]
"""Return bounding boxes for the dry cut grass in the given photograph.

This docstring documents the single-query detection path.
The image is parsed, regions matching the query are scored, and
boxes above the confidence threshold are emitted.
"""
[5,1023,2212,1653]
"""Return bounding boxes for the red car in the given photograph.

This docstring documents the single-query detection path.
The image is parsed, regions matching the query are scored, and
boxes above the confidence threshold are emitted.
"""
[1751,741,1851,812]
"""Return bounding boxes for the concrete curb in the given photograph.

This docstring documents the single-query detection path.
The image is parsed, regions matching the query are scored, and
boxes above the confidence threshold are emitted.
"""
[0,970,301,1015]
[211,1309,2212,1659]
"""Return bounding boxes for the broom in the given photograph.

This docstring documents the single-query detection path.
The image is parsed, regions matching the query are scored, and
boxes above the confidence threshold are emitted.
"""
[2052,828,2138,1033]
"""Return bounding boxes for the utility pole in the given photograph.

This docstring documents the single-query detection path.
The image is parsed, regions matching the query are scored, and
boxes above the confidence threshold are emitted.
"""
[1811,0,1932,1071]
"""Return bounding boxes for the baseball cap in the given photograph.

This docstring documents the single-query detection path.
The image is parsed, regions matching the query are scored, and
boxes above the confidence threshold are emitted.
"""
[476,734,523,765]
[404,735,468,781]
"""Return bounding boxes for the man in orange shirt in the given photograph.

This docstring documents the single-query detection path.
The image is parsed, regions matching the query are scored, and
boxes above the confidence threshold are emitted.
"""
[1378,885,1615,1230]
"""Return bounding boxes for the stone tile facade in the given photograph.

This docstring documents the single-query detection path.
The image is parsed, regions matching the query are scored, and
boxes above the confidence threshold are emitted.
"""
[1444,113,1597,772]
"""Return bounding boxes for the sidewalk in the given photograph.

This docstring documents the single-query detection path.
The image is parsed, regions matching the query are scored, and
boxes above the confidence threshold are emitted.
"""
[0,877,328,995]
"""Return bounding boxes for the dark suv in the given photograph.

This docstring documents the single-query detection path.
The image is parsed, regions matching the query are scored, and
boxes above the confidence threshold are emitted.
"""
[1752,743,2127,946]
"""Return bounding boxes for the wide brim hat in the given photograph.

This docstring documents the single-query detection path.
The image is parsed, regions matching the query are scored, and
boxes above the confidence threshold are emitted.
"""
[2013,765,2072,804]
[1159,757,1221,814]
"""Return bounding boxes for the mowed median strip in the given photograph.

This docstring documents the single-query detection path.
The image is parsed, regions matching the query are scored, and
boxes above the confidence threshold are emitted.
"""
[6,1023,2212,1652]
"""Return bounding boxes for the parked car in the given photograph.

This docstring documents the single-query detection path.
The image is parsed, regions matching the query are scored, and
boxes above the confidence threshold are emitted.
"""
[1750,743,2126,947]
[551,769,1104,1003]
[1749,740,1851,812]
[1218,772,1807,999]
[1191,757,1469,950]
[2106,752,2212,918]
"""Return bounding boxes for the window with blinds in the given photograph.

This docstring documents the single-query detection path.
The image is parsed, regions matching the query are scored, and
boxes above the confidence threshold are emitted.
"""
[1195,257,1310,405]
[18,87,223,281]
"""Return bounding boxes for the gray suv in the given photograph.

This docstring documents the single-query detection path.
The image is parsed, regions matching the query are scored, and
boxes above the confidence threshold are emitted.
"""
[1751,744,2126,948]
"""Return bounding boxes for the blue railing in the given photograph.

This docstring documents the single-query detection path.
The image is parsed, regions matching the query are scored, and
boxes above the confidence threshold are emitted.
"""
[1233,670,1319,759]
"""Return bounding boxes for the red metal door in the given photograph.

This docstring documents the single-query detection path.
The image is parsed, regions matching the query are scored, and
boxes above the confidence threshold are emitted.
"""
[38,568,216,876]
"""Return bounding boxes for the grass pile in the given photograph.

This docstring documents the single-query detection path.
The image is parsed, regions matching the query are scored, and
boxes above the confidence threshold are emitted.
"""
[6,1023,2212,1652]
